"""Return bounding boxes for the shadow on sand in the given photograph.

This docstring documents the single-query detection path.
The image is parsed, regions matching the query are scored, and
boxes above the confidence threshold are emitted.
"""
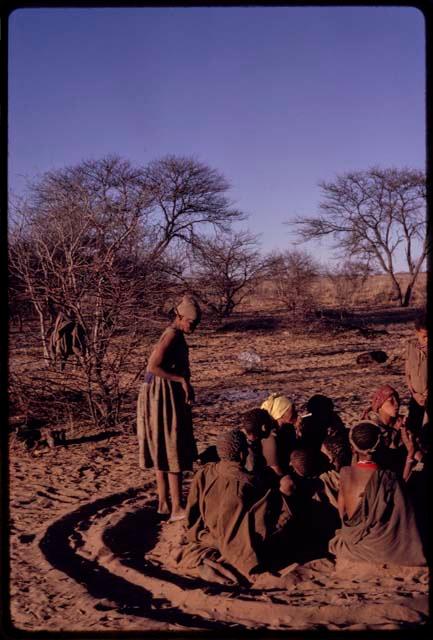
[64,430,122,446]
[217,316,282,333]
[39,487,245,630]
[351,306,421,327]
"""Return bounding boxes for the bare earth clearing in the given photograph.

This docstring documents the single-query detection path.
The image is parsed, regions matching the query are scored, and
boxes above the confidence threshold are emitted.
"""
[8,303,429,633]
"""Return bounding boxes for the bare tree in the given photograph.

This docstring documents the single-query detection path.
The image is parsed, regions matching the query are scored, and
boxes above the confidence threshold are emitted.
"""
[10,157,150,352]
[140,155,246,255]
[290,168,427,306]
[9,157,160,427]
[9,155,246,429]
[177,231,266,320]
[265,249,320,319]
[8,263,33,333]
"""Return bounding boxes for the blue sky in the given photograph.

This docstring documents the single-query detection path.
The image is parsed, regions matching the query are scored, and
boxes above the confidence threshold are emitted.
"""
[8,6,425,266]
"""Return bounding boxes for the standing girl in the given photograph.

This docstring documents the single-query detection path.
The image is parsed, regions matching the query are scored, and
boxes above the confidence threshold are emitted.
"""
[137,295,201,521]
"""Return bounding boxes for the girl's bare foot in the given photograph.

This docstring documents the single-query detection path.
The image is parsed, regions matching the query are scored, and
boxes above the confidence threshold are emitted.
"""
[157,503,170,515]
[168,508,186,522]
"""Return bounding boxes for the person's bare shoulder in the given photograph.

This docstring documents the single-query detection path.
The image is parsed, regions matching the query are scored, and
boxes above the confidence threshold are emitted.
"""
[148,328,178,367]
[159,326,178,342]
[153,327,179,351]
[339,465,352,484]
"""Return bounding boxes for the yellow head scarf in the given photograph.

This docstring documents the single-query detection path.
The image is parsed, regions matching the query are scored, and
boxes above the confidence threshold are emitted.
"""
[261,392,294,421]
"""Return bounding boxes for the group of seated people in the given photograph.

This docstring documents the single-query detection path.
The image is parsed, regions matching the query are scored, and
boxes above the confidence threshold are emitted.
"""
[176,388,429,584]
[175,314,429,585]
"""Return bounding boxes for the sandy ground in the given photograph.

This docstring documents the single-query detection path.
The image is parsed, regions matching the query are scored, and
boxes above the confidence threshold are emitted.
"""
[8,308,429,632]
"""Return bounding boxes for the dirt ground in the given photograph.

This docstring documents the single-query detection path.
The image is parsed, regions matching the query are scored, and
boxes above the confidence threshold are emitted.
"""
[8,305,429,633]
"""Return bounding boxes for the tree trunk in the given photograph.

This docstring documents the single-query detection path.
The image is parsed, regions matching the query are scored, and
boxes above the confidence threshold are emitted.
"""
[388,274,403,306]
[94,364,115,428]
[36,307,51,364]
[402,283,413,307]
[402,248,427,307]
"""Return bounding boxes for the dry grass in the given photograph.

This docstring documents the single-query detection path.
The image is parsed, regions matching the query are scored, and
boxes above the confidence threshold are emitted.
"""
[245,272,426,311]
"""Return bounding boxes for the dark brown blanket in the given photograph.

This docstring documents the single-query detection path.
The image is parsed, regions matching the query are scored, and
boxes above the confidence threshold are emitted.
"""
[329,469,426,566]
[181,461,281,577]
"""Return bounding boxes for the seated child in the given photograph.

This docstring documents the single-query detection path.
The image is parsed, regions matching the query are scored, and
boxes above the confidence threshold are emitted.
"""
[329,422,426,567]
[286,448,340,560]
[298,394,346,450]
[197,408,273,476]
[362,384,418,476]
[362,385,402,443]
[238,408,273,474]
[288,448,326,491]
[320,430,352,509]
[181,430,279,583]
[260,392,299,477]
[258,473,298,571]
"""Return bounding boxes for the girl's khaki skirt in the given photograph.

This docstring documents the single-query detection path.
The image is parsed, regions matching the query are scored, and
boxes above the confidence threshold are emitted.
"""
[137,375,197,472]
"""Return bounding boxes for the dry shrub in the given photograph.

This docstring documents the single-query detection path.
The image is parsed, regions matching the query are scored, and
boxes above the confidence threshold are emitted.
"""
[9,369,93,431]
[264,249,322,322]
[325,260,372,315]
[9,155,246,432]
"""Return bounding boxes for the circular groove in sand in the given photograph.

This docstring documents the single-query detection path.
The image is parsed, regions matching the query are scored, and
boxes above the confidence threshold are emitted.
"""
[38,486,246,630]
[38,486,429,631]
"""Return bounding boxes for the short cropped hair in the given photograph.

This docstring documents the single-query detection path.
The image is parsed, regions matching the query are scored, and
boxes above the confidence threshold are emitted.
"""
[289,448,321,478]
[322,431,352,469]
[349,422,381,453]
[239,408,273,439]
[306,394,334,416]
[216,429,247,462]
